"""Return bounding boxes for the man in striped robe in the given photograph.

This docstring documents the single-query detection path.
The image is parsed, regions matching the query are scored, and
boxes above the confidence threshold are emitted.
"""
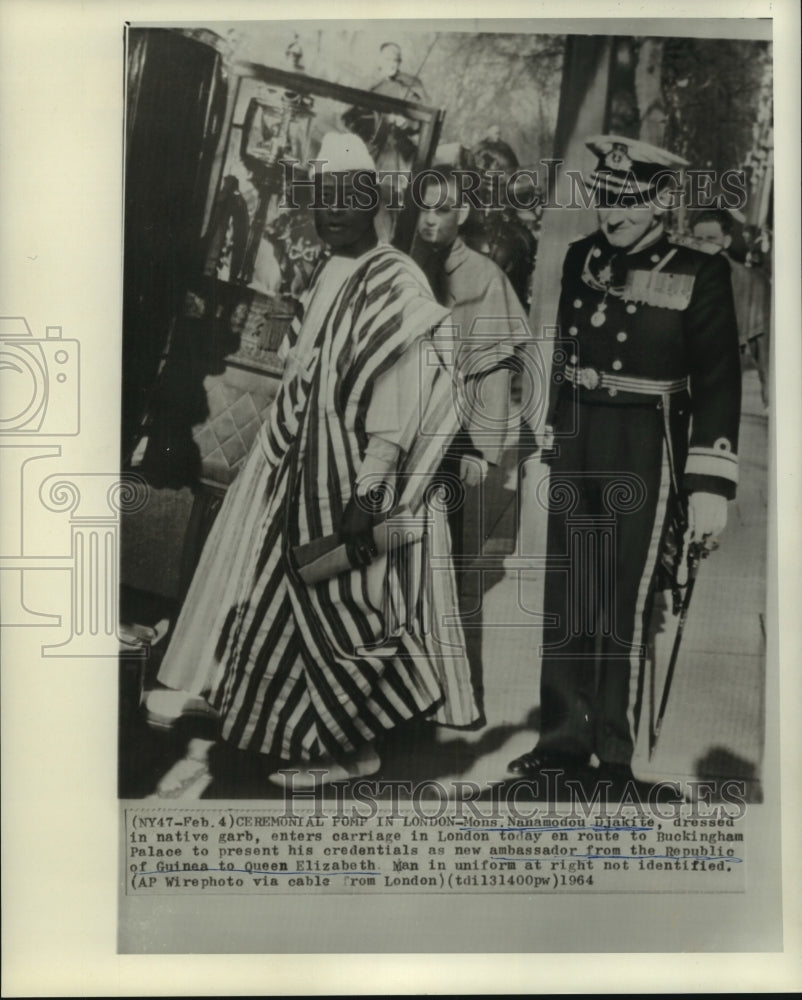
[148,133,479,791]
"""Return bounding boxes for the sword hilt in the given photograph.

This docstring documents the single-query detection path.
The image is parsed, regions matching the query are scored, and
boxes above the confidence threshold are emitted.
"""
[671,538,712,614]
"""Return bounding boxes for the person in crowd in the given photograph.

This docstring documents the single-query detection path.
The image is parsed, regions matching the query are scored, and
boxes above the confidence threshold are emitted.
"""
[347,41,431,178]
[508,135,741,783]
[692,208,771,409]
[342,42,430,243]
[412,164,530,556]
[371,41,430,107]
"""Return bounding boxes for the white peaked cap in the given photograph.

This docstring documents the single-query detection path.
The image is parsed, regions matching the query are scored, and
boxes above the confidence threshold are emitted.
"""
[312,131,377,176]
[586,134,689,170]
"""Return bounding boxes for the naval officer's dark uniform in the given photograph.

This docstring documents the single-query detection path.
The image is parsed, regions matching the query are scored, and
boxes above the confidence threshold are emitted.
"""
[534,226,741,771]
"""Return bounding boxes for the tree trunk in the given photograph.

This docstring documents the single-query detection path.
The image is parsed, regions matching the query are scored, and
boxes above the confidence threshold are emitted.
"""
[635,38,667,146]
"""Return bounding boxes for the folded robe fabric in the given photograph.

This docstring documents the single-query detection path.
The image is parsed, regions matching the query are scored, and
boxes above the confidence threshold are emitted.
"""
[157,244,480,761]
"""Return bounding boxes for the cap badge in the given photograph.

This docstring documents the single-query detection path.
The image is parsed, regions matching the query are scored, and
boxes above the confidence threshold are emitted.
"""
[605,144,633,173]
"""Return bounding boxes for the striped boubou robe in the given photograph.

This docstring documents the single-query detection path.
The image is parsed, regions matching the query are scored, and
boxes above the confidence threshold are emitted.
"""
[157,245,480,761]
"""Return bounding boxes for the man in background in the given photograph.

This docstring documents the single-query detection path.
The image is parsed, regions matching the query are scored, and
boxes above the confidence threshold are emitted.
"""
[343,42,431,242]
[412,164,529,558]
[369,42,430,179]
[692,208,771,410]
[371,41,430,107]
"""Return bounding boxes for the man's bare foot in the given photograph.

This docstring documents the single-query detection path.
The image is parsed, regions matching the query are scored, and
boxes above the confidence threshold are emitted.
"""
[268,743,381,790]
[147,738,215,800]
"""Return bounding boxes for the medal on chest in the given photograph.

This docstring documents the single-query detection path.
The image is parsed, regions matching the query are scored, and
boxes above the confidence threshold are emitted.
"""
[590,303,607,327]
[623,268,695,310]
[581,251,622,328]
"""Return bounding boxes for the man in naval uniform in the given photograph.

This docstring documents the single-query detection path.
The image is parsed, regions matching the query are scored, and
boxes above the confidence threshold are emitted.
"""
[508,135,741,782]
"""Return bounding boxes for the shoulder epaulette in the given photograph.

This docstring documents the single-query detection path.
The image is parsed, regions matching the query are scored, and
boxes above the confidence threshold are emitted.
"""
[668,232,721,255]
[568,230,598,245]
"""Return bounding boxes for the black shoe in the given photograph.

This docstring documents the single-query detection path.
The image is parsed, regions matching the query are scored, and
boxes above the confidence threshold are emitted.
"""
[507,748,588,776]
[596,761,635,784]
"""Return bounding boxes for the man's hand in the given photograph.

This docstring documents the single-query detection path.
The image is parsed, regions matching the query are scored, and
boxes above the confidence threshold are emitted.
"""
[688,491,727,541]
[459,454,489,488]
[339,494,380,569]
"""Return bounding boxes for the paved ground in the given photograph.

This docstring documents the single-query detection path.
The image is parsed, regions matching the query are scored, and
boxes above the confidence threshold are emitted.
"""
[121,370,767,802]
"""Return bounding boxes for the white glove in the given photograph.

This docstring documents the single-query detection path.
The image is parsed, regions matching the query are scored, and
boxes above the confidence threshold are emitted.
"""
[688,491,727,541]
[459,454,489,488]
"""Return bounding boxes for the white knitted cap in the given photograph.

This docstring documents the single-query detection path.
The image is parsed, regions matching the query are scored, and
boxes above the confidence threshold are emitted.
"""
[312,131,377,176]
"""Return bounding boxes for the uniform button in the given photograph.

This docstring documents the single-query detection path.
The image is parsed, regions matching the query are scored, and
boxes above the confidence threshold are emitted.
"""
[616,331,628,342]
[608,388,618,397]
[573,298,583,309]
[592,247,602,258]
[626,303,637,314]
[612,360,623,371]
[569,326,578,335]
[650,253,660,263]
[570,354,578,364]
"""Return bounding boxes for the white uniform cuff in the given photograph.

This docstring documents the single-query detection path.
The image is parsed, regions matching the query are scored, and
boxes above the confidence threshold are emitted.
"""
[684,444,739,484]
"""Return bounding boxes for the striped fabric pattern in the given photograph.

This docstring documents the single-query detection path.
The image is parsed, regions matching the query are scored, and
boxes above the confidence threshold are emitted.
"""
[159,245,479,761]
